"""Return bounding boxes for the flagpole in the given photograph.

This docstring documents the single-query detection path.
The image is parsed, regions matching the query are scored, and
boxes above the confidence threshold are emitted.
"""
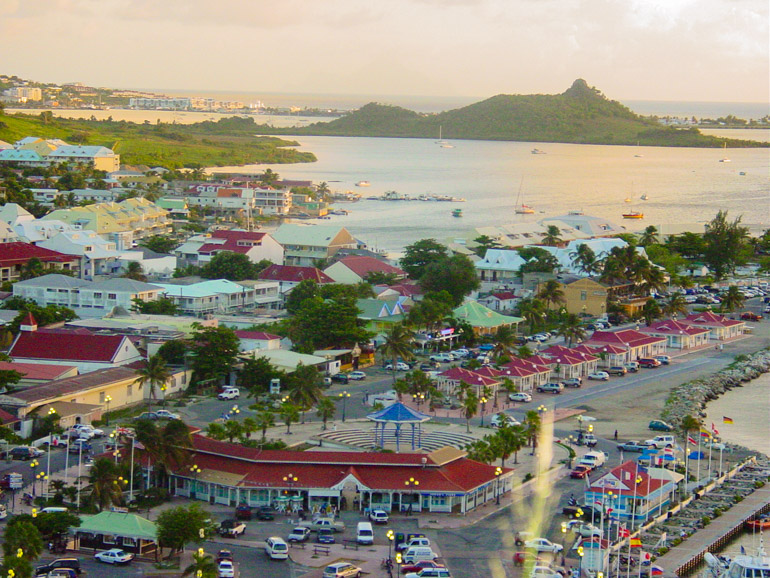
[718,446,723,479]
[707,436,713,480]
[626,462,639,578]
[683,436,689,500]
[696,432,701,483]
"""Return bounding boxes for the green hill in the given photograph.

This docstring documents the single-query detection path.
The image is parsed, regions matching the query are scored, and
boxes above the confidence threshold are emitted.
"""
[290,80,766,147]
[0,113,316,168]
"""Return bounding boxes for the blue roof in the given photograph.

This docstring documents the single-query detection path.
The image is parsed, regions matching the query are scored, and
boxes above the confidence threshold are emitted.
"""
[366,402,431,423]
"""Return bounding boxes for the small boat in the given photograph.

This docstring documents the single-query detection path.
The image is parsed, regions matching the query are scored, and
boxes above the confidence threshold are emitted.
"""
[356,181,371,187]
[640,194,649,201]
[624,197,632,203]
[739,171,746,176]
[746,515,770,530]
[514,178,535,214]
[452,208,463,217]
[436,126,454,148]
[719,142,731,163]
[702,546,769,578]
[622,212,644,219]
[531,148,546,155]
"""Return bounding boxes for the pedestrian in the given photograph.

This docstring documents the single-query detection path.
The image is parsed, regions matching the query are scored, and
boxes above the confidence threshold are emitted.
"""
[614,430,618,441]
[407,503,413,516]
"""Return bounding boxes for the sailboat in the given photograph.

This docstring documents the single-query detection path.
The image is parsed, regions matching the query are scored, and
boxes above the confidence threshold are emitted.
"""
[436,126,454,148]
[719,142,730,162]
[514,179,535,214]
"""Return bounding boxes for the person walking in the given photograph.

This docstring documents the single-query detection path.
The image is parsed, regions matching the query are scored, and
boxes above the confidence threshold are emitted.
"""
[614,430,618,440]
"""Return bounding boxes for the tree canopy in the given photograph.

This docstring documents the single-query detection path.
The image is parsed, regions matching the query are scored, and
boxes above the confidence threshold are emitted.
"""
[399,239,448,279]
[420,254,480,306]
[189,324,241,385]
[199,251,271,281]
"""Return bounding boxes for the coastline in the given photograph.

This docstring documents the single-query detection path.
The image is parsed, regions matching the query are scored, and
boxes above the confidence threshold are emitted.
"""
[704,373,770,455]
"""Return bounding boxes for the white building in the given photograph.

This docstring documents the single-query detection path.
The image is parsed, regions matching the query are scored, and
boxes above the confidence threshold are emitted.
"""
[154,279,257,317]
[174,230,284,267]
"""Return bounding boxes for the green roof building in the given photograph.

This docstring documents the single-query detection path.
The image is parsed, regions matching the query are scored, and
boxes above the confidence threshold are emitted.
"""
[452,301,523,334]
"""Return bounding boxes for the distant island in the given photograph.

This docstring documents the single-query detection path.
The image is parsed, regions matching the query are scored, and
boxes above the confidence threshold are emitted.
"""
[269,79,768,148]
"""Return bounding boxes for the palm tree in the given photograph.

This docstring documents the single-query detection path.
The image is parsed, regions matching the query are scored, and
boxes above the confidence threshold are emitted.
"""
[279,402,300,434]
[639,226,659,247]
[720,286,745,313]
[641,298,663,326]
[222,420,244,443]
[462,391,479,433]
[570,244,600,275]
[183,549,218,578]
[492,325,517,360]
[123,261,147,282]
[379,323,415,383]
[465,438,494,463]
[255,410,275,441]
[286,363,323,423]
[241,417,257,440]
[663,292,689,318]
[555,313,586,347]
[134,354,171,406]
[542,225,562,246]
[524,410,541,453]
[518,298,547,332]
[501,423,528,464]
[537,280,566,310]
[316,396,336,430]
[86,457,124,511]
[134,419,193,489]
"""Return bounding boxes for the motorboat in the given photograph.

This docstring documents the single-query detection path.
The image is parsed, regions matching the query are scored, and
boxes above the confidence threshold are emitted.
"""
[355,181,371,187]
[703,545,769,578]
[719,142,731,163]
[452,208,463,217]
[531,148,547,154]
[640,194,649,201]
[622,212,644,219]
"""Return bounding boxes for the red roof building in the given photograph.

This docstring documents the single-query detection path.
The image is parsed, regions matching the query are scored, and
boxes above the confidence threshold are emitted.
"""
[639,319,711,350]
[258,264,334,285]
[0,242,79,281]
[680,311,745,341]
[0,361,78,384]
[582,329,667,363]
[324,256,407,284]
[154,435,513,516]
[497,357,552,391]
[540,345,600,379]
[176,230,284,268]
[436,367,500,397]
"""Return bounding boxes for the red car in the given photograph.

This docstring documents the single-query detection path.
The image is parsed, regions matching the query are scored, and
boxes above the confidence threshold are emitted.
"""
[401,561,446,574]
[570,465,592,479]
[741,312,762,321]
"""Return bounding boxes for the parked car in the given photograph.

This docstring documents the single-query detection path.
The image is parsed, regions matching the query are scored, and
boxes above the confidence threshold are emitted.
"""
[529,567,561,578]
[2,446,42,460]
[537,383,563,394]
[624,361,640,373]
[655,355,672,365]
[288,527,311,542]
[562,377,582,388]
[264,537,289,560]
[385,362,410,371]
[741,312,762,321]
[218,519,246,537]
[331,373,349,384]
[570,465,592,479]
[135,412,160,421]
[490,413,520,428]
[429,353,453,363]
[648,420,674,432]
[317,528,336,544]
[401,561,446,574]
[450,349,470,358]
[217,559,235,578]
[94,549,134,565]
[639,358,661,368]
[323,562,362,578]
[405,569,451,578]
[419,362,440,371]
[71,424,104,438]
[216,550,233,563]
[234,503,251,520]
[607,366,627,376]
[617,440,649,452]
[154,409,180,420]
[524,538,563,554]
[34,558,83,576]
[218,387,240,400]
[68,440,91,454]
[567,520,602,538]
[256,506,276,520]
[587,372,610,381]
[477,343,494,351]
[348,371,367,381]
[509,392,532,403]
[369,508,389,524]
[581,433,598,447]
[644,435,676,449]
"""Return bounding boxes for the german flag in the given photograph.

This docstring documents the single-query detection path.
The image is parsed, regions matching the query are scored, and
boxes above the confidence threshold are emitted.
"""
[723,416,734,424]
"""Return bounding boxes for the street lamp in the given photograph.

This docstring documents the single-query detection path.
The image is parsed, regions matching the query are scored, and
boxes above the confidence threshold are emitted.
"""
[386,529,394,565]
[283,473,298,487]
[395,551,402,575]
[479,396,488,427]
[577,544,584,577]
[404,477,419,515]
[29,460,39,496]
[104,395,112,425]
[338,391,351,422]
[415,392,425,410]
[561,521,568,559]
[495,466,503,505]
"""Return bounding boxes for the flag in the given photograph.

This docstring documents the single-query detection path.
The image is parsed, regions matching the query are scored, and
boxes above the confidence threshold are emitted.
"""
[619,526,630,538]
[643,551,652,562]
[630,538,642,548]
[711,423,720,435]
[687,436,697,445]
[700,430,710,438]
[651,566,664,576]
[723,416,734,424]
[741,546,746,555]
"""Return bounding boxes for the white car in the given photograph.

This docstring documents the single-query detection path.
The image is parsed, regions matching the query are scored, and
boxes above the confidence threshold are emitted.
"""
[218,387,240,400]
[369,508,389,524]
[524,538,563,554]
[95,548,135,564]
[530,567,562,578]
[429,353,453,363]
[587,371,610,381]
[385,362,410,371]
[287,527,311,542]
[265,537,289,560]
[154,409,180,420]
[567,520,602,538]
[348,371,367,380]
[509,392,532,403]
[405,569,451,578]
[490,413,520,428]
[323,562,362,577]
[218,560,235,578]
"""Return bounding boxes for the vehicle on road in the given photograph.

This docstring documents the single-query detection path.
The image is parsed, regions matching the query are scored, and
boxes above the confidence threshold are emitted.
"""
[348,371,366,380]
[587,372,610,381]
[331,373,349,384]
[255,506,275,520]
[154,409,180,420]
[478,344,494,351]
[524,538,563,553]
[135,412,160,421]
[639,358,661,368]
[397,536,431,552]
[570,465,592,479]
[529,566,561,578]
[71,424,104,438]
[644,435,676,449]
[741,312,763,321]
[385,362,410,371]
[617,440,649,452]
[577,450,607,469]
[401,561,446,574]
[624,361,640,373]
[607,366,627,376]
[218,519,246,537]
[369,509,389,524]
[323,562,362,577]
[94,549,134,565]
[567,520,602,537]
[288,527,311,542]
[405,569,451,578]
[402,546,439,564]
[648,420,674,432]
[581,433,598,447]
[562,377,582,388]
[217,387,240,400]
[216,550,233,563]
[509,392,532,402]
[34,558,82,576]
[655,355,671,365]
[265,537,289,560]
[537,383,563,394]
[490,412,520,428]
[429,353,453,363]
[298,517,345,532]
[217,559,235,578]
[2,446,44,460]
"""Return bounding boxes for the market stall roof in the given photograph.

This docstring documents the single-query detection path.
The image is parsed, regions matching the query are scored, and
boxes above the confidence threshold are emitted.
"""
[75,511,157,541]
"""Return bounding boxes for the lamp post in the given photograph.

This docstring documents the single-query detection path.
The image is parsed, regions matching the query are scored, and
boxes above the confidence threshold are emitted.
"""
[415,392,425,411]
[386,529,394,565]
[404,477,419,514]
[395,551,402,575]
[339,391,351,422]
[479,396,488,427]
[561,521,568,563]
[29,460,39,496]
[104,395,112,425]
[495,466,503,505]
[190,464,201,498]
[577,544,584,578]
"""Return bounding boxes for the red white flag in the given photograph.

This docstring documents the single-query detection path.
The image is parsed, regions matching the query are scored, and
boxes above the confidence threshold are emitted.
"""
[687,436,697,445]
[711,422,720,435]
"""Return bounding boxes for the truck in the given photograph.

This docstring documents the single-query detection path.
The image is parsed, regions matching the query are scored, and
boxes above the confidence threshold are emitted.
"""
[297,517,345,533]
[577,450,608,469]
[218,519,246,537]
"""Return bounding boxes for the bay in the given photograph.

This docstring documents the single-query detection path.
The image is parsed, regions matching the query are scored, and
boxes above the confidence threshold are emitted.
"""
[209,135,770,253]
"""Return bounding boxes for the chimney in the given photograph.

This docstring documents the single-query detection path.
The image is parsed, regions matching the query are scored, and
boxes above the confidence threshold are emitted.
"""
[20,312,37,332]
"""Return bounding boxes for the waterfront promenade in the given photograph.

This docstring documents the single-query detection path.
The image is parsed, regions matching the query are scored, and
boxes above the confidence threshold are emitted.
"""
[655,487,770,576]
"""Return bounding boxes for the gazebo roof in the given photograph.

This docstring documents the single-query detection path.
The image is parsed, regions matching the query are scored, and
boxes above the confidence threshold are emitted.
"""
[75,511,157,541]
[366,402,431,424]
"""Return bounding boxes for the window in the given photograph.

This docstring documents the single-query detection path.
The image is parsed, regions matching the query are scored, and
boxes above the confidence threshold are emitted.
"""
[99,392,105,403]
[108,293,117,299]
[127,384,133,397]
[103,534,116,545]
[581,291,587,301]
[94,292,102,299]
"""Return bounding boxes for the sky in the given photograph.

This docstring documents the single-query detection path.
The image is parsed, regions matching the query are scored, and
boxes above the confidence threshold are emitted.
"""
[1,0,768,104]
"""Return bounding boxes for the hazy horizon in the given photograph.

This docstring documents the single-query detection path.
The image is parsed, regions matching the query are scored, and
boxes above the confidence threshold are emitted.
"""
[2,0,767,104]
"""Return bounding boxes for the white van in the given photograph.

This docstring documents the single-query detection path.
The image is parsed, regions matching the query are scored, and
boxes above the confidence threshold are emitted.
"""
[356,521,374,545]
[402,545,438,564]
[577,451,607,469]
[40,507,68,514]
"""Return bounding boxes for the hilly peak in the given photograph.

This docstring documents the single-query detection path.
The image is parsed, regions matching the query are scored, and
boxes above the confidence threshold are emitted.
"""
[563,78,604,100]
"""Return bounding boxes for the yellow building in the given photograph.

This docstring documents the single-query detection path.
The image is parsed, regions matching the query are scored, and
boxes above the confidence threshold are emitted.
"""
[558,278,610,317]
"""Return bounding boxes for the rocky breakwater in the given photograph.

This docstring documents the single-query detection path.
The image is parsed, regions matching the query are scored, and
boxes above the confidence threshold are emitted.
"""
[662,349,770,435]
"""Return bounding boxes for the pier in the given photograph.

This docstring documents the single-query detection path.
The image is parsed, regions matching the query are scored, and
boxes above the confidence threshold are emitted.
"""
[655,487,770,576]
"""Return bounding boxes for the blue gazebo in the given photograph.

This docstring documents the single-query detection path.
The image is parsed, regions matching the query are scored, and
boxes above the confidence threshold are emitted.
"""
[366,402,431,452]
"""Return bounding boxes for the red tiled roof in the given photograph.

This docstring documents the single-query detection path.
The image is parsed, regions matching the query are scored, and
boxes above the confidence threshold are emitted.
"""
[258,264,334,284]
[336,256,406,278]
[641,320,710,336]
[0,408,19,425]
[578,343,628,355]
[500,357,551,374]
[9,367,138,404]
[198,230,269,255]
[589,329,667,348]
[473,366,503,379]
[438,367,499,386]
[383,282,422,297]
[683,311,744,328]
[541,353,584,366]
[588,461,666,497]
[10,332,129,363]
[0,242,78,267]
[0,361,77,381]
[234,331,281,341]
[491,292,517,300]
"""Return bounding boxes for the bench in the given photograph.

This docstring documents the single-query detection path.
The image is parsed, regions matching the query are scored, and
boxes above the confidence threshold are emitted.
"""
[343,540,359,550]
[290,541,306,549]
[313,545,331,556]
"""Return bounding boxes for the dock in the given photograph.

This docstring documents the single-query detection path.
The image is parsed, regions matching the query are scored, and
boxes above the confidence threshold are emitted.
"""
[655,487,770,576]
